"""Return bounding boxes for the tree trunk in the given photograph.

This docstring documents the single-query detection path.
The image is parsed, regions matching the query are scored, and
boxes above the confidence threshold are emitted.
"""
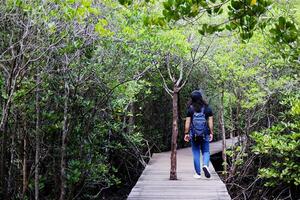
[7,131,15,196]
[220,91,227,175]
[0,85,11,197]
[22,121,28,199]
[60,78,69,200]
[128,102,135,134]
[229,97,233,138]
[35,70,41,200]
[236,94,241,140]
[170,86,179,180]
[1,66,18,198]
[0,104,9,198]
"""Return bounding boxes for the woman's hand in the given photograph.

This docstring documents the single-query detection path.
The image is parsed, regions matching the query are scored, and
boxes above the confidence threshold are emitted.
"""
[209,133,213,142]
[184,134,190,142]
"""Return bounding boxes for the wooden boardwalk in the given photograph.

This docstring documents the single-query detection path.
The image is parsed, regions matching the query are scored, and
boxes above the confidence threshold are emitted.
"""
[127,138,238,200]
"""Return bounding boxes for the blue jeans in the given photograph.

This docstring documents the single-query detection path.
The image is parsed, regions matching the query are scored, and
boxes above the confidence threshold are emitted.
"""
[190,134,210,175]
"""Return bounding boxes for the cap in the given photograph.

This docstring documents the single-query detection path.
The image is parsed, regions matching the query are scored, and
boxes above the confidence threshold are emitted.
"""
[191,90,202,102]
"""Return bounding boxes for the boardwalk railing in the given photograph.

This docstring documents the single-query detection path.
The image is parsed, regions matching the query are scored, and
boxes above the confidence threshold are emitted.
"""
[127,137,238,200]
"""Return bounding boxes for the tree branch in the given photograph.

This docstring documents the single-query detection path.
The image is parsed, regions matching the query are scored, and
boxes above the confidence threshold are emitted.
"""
[179,35,215,90]
[158,67,174,97]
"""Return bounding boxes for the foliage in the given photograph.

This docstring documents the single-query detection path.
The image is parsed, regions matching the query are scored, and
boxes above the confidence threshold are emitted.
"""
[119,0,299,42]
[0,0,299,199]
[251,97,300,187]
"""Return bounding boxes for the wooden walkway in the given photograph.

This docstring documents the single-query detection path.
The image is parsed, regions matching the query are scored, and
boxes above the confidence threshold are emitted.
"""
[127,138,238,200]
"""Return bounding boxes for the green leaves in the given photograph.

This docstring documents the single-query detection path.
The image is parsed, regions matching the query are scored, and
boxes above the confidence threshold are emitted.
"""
[143,15,167,27]
[119,0,133,6]
[117,0,299,43]
[159,0,272,39]
[251,98,300,187]
[270,16,299,44]
[227,0,272,40]
[199,24,223,35]
[161,0,224,22]
[95,19,114,37]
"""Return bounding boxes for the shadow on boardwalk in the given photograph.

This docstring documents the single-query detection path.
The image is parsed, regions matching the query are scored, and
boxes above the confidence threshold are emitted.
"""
[127,138,238,200]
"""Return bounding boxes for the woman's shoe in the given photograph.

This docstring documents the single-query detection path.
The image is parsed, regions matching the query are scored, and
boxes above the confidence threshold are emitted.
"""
[202,165,211,178]
[193,173,201,179]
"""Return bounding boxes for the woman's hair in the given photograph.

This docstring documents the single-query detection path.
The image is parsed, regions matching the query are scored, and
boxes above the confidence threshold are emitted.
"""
[192,98,208,112]
[187,91,208,112]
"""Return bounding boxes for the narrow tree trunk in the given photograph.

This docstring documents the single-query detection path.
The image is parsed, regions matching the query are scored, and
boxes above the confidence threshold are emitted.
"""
[0,105,9,198]
[35,70,41,200]
[170,86,179,180]
[236,95,241,139]
[1,68,17,197]
[229,97,233,138]
[0,125,7,199]
[128,102,135,134]
[220,91,227,175]
[0,92,3,199]
[60,78,69,200]
[22,122,28,199]
[0,91,10,198]
[7,131,15,196]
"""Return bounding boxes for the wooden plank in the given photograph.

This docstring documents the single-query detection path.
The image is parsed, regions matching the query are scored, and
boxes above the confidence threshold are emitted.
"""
[128,197,231,200]
[127,138,237,200]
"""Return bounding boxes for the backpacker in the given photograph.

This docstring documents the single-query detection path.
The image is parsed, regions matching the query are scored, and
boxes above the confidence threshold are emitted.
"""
[191,106,208,138]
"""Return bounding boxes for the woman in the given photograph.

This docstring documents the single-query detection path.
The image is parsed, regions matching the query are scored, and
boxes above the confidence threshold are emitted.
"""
[183,90,214,179]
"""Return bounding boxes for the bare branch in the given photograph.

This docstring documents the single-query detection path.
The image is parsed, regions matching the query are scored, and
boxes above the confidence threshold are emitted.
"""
[176,59,183,87]
[0,63,9,75]
[166,53,175,82]
[179,35,215,90]
[157,67,174,97]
